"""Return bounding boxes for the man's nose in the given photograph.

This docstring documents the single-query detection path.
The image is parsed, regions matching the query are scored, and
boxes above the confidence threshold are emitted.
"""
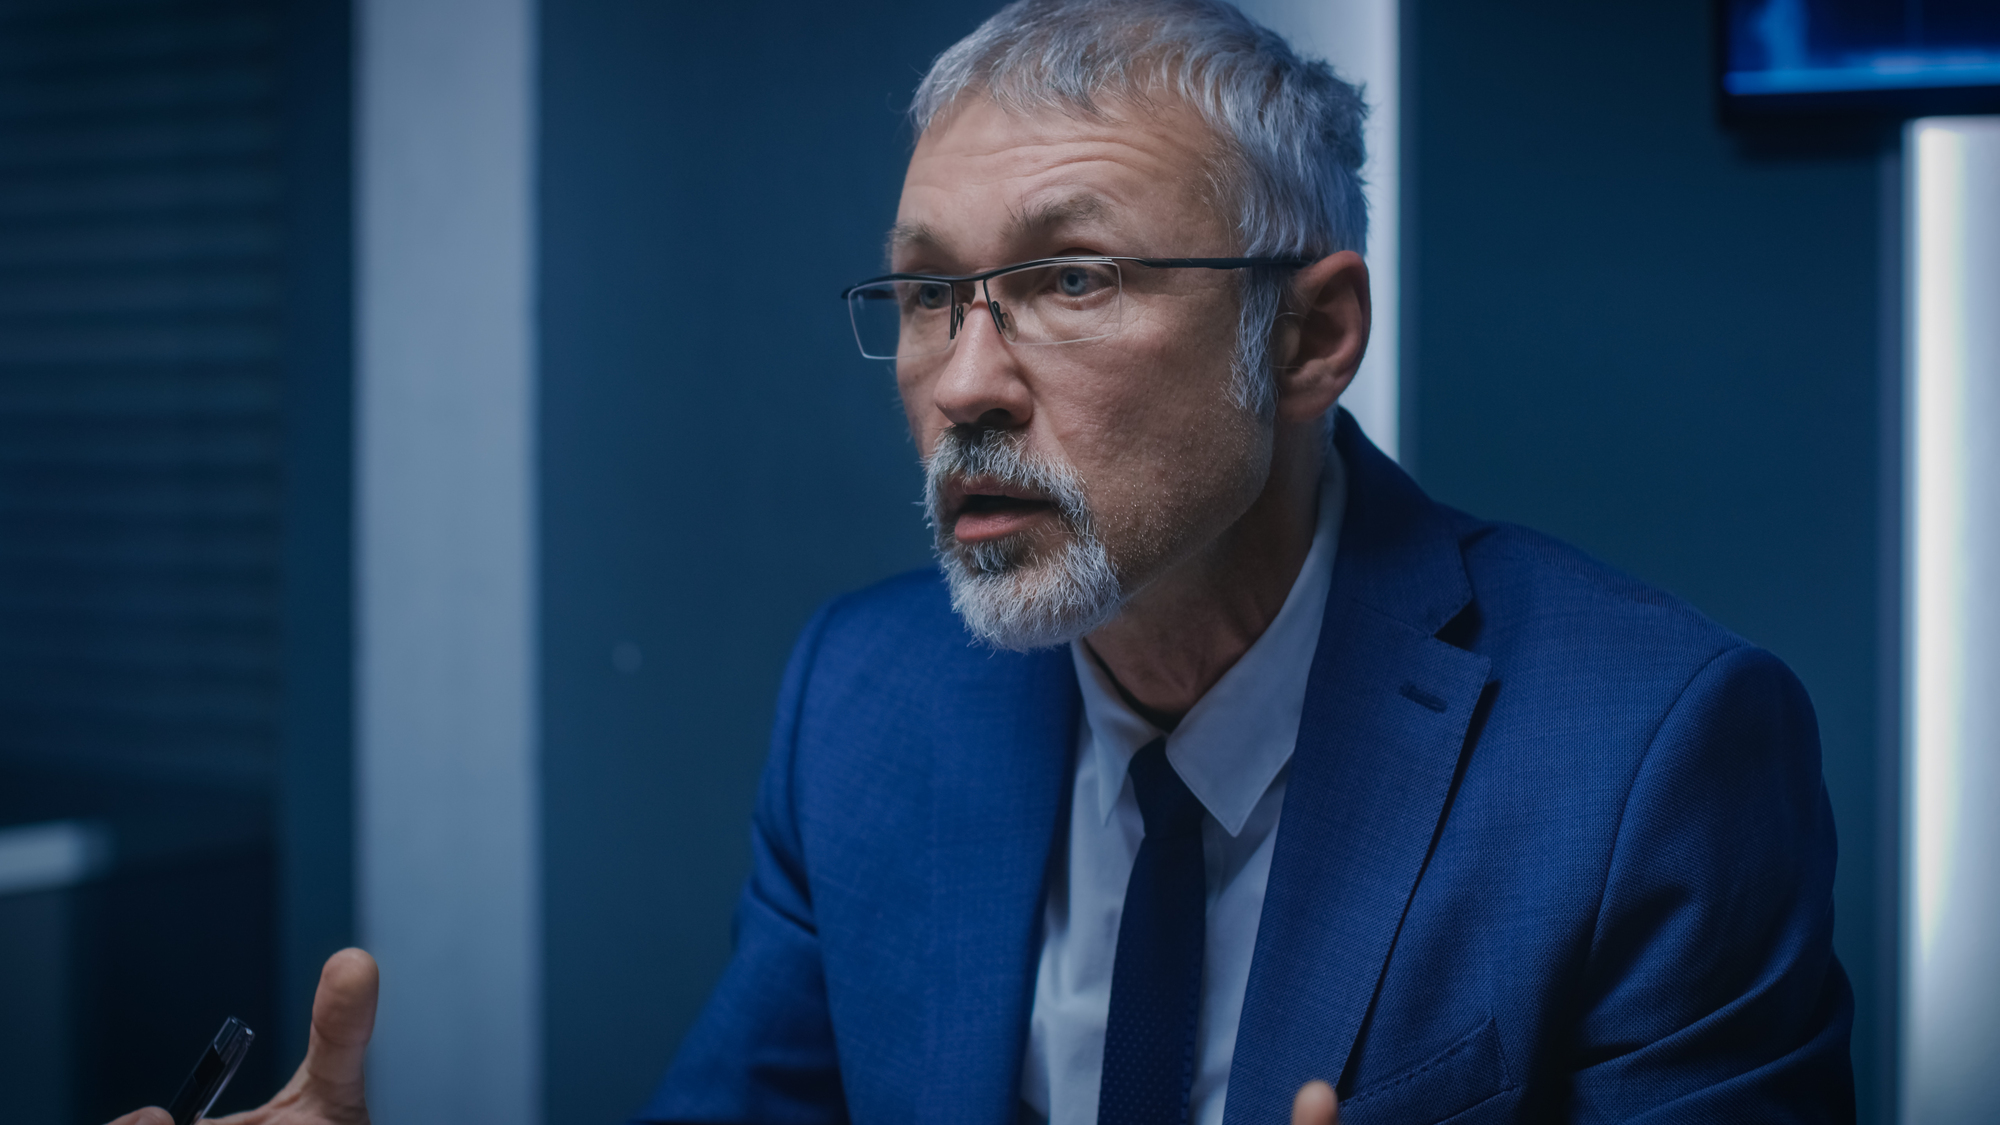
[930,292,1033,430]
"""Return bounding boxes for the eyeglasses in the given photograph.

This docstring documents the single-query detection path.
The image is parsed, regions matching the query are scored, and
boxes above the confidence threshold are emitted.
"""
[838,255,1310,362]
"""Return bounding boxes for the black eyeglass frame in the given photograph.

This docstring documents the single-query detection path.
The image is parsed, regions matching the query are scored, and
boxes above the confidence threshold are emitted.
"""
[838,255,1313,358]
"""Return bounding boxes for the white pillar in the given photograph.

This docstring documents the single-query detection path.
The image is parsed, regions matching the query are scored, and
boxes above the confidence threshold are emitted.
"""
[356,0,540,1119]
[1231,0,1400,459]
[1903,115,2000,1125]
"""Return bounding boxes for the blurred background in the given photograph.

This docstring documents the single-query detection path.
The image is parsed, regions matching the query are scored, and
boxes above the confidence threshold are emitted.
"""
[0,0,1994,1122]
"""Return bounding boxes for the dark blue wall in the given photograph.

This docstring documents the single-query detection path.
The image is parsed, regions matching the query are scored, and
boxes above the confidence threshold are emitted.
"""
[536,5,978,1121]
[0,0,353,1114]
[277,0,355,1074]
[1403,1,1896,1119]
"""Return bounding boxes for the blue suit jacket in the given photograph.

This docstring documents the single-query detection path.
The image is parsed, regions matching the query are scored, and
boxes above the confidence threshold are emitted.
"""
[639,414,1854,1124]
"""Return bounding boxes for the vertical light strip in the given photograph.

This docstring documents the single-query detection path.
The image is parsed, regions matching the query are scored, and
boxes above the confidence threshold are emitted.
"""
[356,0,540,1120]
[1214,0,1399,459]
[1907,121,1965,981]
[1903,115,2000,1125]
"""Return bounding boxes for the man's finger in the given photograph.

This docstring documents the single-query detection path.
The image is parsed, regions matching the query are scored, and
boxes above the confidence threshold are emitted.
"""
[301,947,380,1106]
[103,1109,172,1125]
[1291,1079,1338,1125]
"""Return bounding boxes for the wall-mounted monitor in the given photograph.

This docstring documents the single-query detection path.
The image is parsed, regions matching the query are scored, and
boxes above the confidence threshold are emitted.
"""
[1721,0,2000,115]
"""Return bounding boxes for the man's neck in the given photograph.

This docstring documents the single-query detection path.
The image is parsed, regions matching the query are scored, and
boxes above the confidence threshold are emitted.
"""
[1084,426,1325,721]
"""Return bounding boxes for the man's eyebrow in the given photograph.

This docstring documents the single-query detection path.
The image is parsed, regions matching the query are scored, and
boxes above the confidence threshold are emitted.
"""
[887,221,944,260]
[1007,194,1111,240]
[888,221,940,248]
[883,195,1114,268]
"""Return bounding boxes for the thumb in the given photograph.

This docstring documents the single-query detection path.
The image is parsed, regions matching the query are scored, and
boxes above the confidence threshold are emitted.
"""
[104,1110,172,1125]
[300,947,379,1108]
[1291,1079,1338,1125]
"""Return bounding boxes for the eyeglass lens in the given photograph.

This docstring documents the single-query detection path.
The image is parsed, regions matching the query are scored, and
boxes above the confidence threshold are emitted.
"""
[847,260,1124,361]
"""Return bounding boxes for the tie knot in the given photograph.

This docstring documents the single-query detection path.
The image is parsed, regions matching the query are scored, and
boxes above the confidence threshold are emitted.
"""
[1127,739,1204,840]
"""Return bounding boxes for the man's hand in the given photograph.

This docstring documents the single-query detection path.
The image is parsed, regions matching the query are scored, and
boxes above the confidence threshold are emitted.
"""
[102,948,379,1125]
[1291,1080,1339,1125]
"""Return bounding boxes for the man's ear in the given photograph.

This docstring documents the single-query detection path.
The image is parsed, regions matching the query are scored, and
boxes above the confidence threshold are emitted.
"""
[1268,250,1370,425]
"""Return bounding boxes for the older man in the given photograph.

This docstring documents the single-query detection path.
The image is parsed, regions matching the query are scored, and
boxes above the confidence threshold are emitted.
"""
[638,2,1854,1122]
[107,2,1852,1124]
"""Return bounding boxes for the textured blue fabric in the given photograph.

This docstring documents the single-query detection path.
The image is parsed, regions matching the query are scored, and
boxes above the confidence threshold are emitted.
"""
[1098,739,1206,1125]
[636,411,1854,1125]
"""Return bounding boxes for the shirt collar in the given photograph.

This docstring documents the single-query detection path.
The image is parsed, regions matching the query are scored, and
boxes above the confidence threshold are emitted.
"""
[1070,448,1347,836]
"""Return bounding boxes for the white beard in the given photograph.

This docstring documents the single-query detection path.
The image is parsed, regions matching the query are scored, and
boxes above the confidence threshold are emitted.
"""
[925,428,1125,651]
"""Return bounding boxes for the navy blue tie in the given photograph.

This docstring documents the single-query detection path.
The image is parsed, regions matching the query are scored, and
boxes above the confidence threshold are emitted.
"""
[1098,738,1207,1125]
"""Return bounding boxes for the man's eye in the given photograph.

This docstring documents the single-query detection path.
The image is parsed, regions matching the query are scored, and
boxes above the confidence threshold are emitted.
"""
[1055,266,1108,297]
[912,283,952,310]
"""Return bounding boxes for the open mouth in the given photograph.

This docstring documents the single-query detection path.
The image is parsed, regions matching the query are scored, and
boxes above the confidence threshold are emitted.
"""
[947,480,1058,543]
[960,493,1052,516]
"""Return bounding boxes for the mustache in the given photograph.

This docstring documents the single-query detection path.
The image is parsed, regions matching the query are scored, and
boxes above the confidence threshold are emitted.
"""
[923,426,1094,539]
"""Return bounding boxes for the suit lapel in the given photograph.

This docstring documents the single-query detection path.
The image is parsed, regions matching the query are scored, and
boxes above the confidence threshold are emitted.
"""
[922,642,1079,1125]
[1224,415,1493,1125]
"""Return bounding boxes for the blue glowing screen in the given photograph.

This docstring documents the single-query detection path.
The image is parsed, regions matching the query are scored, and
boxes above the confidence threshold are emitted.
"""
[1725,0,2000,96]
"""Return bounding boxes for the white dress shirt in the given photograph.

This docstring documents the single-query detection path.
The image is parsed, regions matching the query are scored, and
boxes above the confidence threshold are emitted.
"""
[1018,451,1347,1125]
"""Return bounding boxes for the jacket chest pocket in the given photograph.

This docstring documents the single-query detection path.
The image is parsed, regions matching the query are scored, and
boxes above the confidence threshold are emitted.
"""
[1338,1018,1516,1124]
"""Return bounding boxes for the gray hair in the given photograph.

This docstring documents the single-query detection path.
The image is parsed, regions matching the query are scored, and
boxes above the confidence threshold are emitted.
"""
[911,0,1369,415]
